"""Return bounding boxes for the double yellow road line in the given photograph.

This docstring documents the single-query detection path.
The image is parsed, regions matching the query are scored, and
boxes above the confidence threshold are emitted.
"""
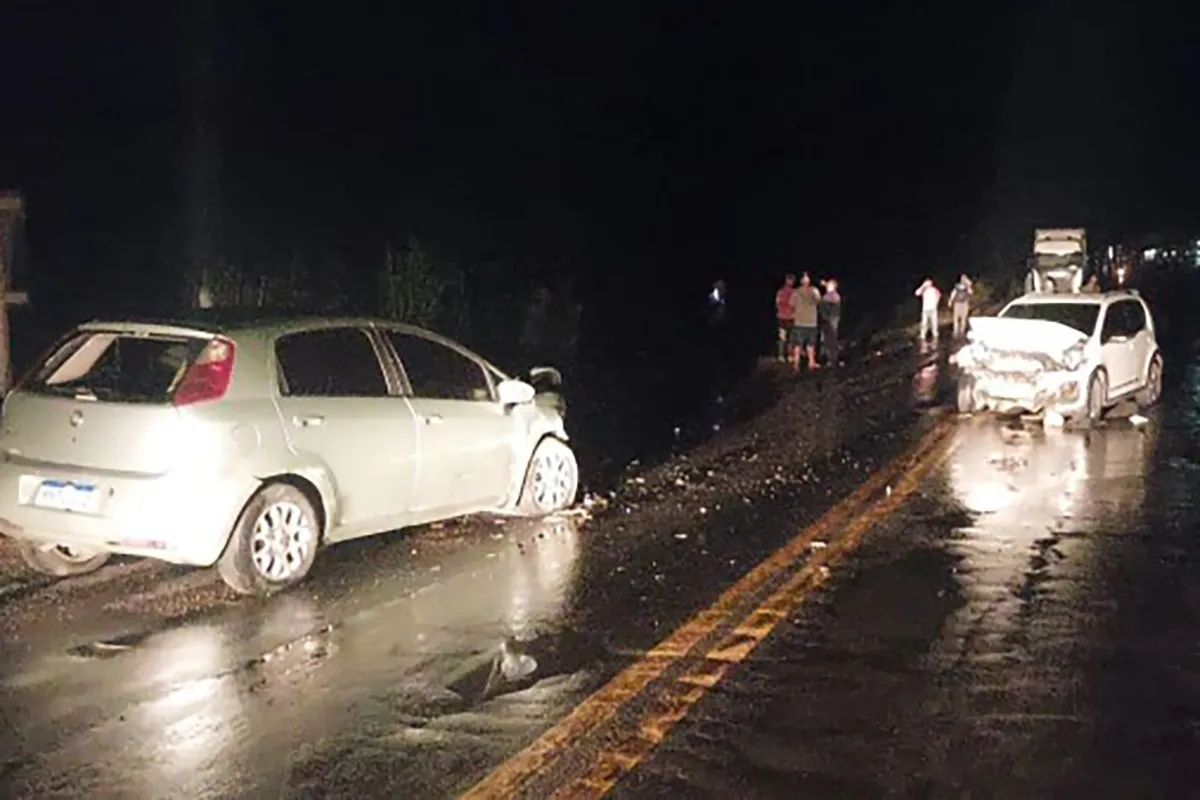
[463,415,960,799]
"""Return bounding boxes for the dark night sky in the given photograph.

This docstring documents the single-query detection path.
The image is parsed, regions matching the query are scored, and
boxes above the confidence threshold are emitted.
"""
[1,1,1196,350]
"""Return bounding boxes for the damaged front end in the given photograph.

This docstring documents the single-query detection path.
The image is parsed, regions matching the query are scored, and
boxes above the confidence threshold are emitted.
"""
[953,338,1088,417]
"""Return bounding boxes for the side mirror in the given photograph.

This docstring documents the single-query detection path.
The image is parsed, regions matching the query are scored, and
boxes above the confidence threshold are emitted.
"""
[496,379,536,407]
[529,366,562,388]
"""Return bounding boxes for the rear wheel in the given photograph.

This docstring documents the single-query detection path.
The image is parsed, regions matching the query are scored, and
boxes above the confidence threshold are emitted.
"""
[517,438,579,517]
[1136,354,1163,408]
[18,542,110,577]
[218,483,320,596]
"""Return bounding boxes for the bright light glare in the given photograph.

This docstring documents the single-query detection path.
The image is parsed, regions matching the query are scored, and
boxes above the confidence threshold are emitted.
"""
[963,481,1013,514]
[505,517,582,638]
[508,549,534,638]
[143,625,227,692]
[130,624,244,793]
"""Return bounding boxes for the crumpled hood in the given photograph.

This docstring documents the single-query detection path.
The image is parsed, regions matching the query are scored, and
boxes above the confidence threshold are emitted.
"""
[968,316,1088,355]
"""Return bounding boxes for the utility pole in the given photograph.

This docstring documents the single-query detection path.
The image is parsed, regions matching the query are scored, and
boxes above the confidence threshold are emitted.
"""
[0,193,29,394]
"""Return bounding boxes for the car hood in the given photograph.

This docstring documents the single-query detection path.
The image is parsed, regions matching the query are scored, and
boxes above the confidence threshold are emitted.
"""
[969,316,1088,355]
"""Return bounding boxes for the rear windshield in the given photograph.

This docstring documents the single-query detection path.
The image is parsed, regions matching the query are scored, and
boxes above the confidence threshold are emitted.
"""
[24,331,207,403]
[1000,302,1100,335]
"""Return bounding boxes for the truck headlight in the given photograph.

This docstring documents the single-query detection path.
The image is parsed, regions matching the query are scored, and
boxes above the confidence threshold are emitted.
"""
[1062,342,1085,371]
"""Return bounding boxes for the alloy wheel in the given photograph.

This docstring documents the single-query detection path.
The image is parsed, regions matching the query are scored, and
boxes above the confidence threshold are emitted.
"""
[1147,359,1162,404]
[250,500,315,582]
[532,448,576,512]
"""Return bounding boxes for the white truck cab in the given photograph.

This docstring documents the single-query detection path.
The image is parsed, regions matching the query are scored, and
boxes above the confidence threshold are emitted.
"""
[1026,227,1087,294]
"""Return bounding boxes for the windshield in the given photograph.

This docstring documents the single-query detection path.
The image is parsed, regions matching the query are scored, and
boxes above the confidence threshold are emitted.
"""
[1034,253,1084,270]
[1000,302,1100,335]
[25,331,207,403]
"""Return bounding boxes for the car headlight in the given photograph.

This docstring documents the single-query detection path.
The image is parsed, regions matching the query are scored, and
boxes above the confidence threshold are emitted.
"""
[1062,342,1085,371]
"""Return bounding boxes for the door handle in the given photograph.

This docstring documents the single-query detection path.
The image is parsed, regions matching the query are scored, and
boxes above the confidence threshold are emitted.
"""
[292,415,325,428]
[422,413,444,425]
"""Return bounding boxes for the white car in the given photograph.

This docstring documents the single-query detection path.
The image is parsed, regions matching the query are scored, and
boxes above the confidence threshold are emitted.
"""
[953,290,1162,423]
[0,316,578,596]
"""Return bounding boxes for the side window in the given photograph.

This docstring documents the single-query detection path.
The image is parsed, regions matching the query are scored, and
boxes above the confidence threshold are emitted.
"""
[1123,301,1146,334]
[384,331,492,401]
[1100,305,1124,340]
[275,328,389,398]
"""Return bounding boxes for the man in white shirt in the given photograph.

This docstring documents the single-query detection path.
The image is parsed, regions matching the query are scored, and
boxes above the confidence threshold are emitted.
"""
[914,278,941,341]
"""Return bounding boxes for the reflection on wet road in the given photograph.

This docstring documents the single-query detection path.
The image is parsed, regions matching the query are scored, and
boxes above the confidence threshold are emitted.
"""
[619,363,1200,798]
[0,343,946,798]
[17,339,1175,798]
[0,516,588,798]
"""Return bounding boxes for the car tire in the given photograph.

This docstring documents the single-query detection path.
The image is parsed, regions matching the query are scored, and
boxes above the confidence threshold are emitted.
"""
[217,483,321,596]
[955,376,977,414]
[1136,353,1163,408]
[1085,370,1108,425]
[516,437,579,517]
[17,542,110,577]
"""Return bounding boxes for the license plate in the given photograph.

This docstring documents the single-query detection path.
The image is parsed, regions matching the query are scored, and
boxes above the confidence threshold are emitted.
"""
[33,480,101,514]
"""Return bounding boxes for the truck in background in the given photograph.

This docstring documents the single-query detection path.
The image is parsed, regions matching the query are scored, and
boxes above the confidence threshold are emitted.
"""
[1025,228,1087,294]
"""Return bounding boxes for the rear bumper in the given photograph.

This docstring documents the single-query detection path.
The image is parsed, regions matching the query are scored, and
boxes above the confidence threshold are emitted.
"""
[0,461,255,567]
[964,367,1087,417]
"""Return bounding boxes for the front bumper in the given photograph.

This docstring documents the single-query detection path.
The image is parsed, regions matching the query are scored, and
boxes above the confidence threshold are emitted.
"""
[962,366,1087,417]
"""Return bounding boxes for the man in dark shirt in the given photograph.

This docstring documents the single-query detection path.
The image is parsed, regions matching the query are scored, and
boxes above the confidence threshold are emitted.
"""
[819,278,842,367]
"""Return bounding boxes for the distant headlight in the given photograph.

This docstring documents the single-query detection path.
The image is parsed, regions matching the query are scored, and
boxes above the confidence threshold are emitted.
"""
[1062,342,1085,371]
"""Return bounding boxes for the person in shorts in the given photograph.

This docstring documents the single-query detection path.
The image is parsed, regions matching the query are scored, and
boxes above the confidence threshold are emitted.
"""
[788,272,822,371]
[774,273,796,361]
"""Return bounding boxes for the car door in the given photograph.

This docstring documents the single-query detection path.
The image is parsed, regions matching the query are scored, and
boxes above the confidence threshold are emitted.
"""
[380,329,515,514]
[1098,301,1137,393]
[1123,300,1154,383]
[273,326,419,539]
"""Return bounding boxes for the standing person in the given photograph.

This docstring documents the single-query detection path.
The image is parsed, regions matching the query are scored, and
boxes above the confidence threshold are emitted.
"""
[915,278,941,341]
[818,278,842,367]
[706,279,728,328]
[788,272,822,371]
[949,273,973,338]
[774,273,796,362]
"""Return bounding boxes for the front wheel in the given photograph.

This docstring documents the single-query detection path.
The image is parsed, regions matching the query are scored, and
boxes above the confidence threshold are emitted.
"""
[218,483,320,596]
[18,542,110,577]
[1136,354,1163,408]
[1085,370,1108,425]
[956,376,977,414]
[517,438,579,517]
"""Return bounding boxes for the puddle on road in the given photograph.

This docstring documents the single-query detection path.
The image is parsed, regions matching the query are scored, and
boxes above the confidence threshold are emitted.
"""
[67,630,152,659]
[445,628,604,707]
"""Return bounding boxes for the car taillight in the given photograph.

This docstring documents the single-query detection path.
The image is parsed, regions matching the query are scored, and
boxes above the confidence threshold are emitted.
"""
[174,337,236,407]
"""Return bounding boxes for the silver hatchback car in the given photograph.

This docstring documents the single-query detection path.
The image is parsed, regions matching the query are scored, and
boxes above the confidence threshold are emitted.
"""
[0,316,579,595]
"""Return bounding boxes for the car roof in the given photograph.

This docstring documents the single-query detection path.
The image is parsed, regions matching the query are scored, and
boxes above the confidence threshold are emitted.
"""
[79,312,434,338]
[75,313,511,376]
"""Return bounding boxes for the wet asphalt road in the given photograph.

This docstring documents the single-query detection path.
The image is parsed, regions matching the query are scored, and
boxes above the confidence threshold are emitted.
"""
[2,335,1186,798]
[618,362,1200,798]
